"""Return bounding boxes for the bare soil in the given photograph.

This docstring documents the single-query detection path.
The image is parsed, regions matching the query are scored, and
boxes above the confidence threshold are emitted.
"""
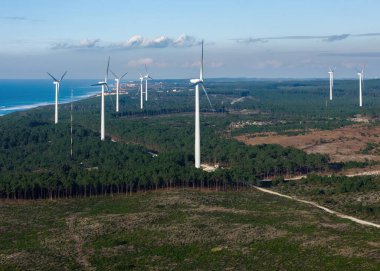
[236,124,380,163]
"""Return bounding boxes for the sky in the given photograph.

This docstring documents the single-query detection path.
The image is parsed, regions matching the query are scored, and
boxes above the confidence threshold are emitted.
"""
[1,0,380,79]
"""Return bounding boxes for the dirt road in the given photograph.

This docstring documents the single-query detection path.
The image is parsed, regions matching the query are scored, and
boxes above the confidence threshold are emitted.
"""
[253,186,380,229]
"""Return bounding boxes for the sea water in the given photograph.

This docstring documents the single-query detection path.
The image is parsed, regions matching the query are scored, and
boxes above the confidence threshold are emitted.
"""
[0,79,102,115]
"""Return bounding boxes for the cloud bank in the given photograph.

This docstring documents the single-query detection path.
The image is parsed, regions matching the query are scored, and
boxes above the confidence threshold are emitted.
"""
[51,39,101,50]
[0,16,41,22]
[235,33,380,44]
[51,34,201,51]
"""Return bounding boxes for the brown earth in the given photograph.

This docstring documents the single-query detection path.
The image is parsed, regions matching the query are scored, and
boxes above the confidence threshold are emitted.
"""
[235,124,380,163]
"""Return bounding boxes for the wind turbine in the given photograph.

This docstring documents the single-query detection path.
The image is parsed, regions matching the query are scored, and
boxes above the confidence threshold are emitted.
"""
[143,65,153,101]
[190,40,214,169]
[111,70,128,112]
[357,67,364,107]
[47,71,67,124]
[139,74,144,109]
[92,57,110,141]
[328,67,335,101]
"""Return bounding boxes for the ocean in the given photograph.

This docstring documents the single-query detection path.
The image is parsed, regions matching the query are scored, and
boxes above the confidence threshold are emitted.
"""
[0,79,103,116]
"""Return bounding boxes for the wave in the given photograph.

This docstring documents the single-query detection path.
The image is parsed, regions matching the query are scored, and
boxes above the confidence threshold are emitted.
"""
[0,102,52,112]
[0,90,100,115]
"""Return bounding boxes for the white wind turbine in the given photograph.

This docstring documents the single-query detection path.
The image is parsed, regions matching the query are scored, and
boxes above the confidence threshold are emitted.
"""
[190,40,214,169]
[328,67,335,101]
[139,74,144,109]
[47,71,67,124]
[357,67,365,107]
[92,57,110,141]
[111,70,128,112]
[143,64,153,102]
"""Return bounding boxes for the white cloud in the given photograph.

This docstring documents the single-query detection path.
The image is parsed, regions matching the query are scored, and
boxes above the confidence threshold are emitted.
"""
[113,34,199,49]
[127,58,154,68]
[52,34,201,50]
[52,39,100,50]
[127,58,171,69]
[254,60,283,69]
[173,34,201,47]
[209,61,224,68]
[181,61,201,68]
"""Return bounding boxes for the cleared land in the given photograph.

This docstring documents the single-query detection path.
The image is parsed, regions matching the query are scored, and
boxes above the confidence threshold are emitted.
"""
[1,189,380,270]
[236,124,380,163]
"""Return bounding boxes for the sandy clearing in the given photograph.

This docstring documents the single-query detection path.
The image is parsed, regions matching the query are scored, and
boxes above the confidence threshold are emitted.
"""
[236,124,380,163]
[284,169,380,181]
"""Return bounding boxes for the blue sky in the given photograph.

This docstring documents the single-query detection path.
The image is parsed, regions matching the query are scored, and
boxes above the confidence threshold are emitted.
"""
[1,0,380,79]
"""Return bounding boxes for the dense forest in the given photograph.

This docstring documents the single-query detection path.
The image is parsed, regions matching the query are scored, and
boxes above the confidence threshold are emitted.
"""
[0,78,379,199]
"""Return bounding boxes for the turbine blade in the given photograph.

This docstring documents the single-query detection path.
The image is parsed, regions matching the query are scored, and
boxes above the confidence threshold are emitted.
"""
[47,72,58,82]
[60,71,67,81]
[200,83,215,112]
[91,83,102,86]
[148,76,154,80]
[145,64,148,74]
[105,56,110,82]
[120,72,128,80]
[110,70,118,79]
[200,40,204,81]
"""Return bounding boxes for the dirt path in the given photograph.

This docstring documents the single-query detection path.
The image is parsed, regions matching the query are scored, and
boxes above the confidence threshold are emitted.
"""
[67,214,94,271]
[253,186,380,229]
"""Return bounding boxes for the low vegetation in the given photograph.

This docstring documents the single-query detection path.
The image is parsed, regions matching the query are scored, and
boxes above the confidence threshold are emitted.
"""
[1,189,380,270]
[271,174,380,223]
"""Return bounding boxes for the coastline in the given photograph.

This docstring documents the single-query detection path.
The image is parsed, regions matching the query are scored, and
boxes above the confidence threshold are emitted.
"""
[0,90,100,116]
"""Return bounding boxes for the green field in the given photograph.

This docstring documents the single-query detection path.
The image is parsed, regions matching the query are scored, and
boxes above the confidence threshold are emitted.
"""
[1,189,380,271]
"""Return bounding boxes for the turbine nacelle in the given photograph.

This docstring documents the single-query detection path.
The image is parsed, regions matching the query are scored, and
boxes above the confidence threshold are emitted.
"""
[111,70,128,82]
[47,71,67,83]
[329,66,336,73]
[92,81,109,92]
[143,65,153,80]
[47,71,67,125]
[190,79,202,85]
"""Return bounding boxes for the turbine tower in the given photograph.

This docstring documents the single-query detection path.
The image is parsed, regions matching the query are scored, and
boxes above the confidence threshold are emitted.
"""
[190,41,214,168]
[357,68,364,107]
[139,74,144,109]
[111,70,128,112]
[143,65,153,102]
[47,71,67,124]
[92,57,110,141]
[328,67,335,101]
